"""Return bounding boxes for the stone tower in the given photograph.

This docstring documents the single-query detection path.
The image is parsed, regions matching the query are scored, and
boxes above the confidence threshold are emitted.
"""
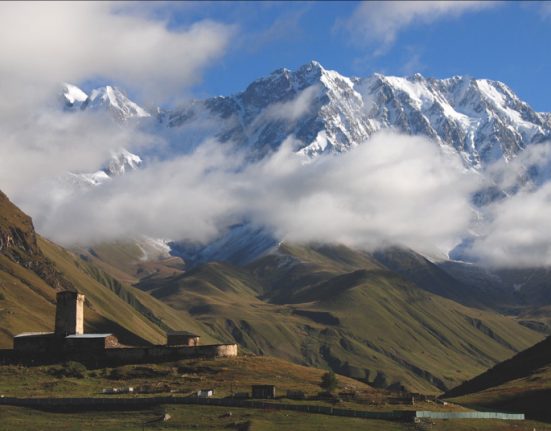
[54,291,84,336]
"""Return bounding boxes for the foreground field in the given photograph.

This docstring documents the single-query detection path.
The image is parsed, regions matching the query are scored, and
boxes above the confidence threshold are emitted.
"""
[1,355,550,430]
[2,405,551,431]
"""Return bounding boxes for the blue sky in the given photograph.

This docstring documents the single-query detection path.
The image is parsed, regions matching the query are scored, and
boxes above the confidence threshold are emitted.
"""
[157,1,551,112]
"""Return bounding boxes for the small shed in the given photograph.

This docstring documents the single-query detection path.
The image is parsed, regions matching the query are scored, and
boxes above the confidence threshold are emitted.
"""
[251,385,276,399]
[166,331,200,347]
[197,389,214,398]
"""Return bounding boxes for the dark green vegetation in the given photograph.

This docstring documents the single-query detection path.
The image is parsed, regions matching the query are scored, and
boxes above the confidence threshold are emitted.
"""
[320,370,338,393]
[446,335,551,421]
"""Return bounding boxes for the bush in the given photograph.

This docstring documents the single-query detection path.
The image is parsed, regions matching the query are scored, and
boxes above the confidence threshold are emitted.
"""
[107,368,125,380]
[49,361,87,378]
[320,371,338,393]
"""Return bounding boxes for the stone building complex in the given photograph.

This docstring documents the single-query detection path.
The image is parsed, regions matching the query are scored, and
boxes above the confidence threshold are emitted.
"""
[1,290,237,365]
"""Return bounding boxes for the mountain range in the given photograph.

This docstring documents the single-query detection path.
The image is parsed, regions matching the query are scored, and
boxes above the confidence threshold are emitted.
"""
[59,61,551,267]
[64,60,551,167]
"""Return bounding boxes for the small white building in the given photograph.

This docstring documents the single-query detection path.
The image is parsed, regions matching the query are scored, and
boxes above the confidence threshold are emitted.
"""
[197,389,214,398]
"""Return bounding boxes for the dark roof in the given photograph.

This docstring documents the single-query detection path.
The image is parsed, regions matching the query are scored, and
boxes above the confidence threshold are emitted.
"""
[65,334,112,339]
[57,290,80,296]
[167,331,200,337]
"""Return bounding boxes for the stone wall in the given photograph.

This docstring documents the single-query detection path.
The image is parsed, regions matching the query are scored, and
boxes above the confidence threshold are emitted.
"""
[13,334,59,353]
[0,343,238,366]
[102,344,238,365]
[65,335,117,353]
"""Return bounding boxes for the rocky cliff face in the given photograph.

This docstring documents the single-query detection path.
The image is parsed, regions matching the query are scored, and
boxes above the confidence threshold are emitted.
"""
[0,190,40,257]
[0,190,74,291]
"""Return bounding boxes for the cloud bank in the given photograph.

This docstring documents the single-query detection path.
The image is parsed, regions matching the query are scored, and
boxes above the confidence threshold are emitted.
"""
[17,131,479,260]
[463,142,551,267]
[468,182,551,267]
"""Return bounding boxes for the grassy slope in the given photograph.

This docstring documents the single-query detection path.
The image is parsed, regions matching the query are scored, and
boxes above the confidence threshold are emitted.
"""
[445,335,551,420]
[137,244,542,394]
[78,241,185,284]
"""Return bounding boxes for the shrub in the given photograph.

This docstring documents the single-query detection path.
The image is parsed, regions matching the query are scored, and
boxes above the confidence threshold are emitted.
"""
[107,368,125,380]
[49,361,87,378]
[320,371,338,393]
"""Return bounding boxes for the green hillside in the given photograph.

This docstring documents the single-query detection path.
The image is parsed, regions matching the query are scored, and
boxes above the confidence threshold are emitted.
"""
[445,335,551,420]
[137,243,543,394]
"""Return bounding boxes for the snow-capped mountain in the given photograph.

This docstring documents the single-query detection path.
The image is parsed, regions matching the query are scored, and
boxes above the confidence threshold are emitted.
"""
[163,61,551,169]
[63,62,551,170]
[66,150,143,188]
[170,223,277,267]
[62,83,150,121]
[105,149,142,176]
[59,83,146,185]
[58,62,551,266]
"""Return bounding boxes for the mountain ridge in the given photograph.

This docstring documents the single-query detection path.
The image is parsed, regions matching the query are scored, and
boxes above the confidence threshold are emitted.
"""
[64,60,551,169]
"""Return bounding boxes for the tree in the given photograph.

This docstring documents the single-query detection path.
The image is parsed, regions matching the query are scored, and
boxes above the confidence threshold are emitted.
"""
[320,371,338,393]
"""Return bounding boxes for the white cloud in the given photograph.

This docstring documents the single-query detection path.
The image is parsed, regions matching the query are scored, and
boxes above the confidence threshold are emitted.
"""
[541,2,551,19]
[0,2,234,105]
[342,1,496,53]
[243,133,479,255]
[254,85,320,124]
[468,182,551,267]
[27,140,243,246]
[465,142,551,267]
[23,131,479,258]
[485,142,551,191]
[0,110,159,204]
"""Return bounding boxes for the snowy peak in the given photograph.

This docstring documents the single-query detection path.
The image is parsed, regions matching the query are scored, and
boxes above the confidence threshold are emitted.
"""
[61,83,88,107]
[67,149,142,188]
[83,86,150,121]
[105,149,142,176]
[63,62,551,171]
[61,83,150,121]
[355,72,550,167]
